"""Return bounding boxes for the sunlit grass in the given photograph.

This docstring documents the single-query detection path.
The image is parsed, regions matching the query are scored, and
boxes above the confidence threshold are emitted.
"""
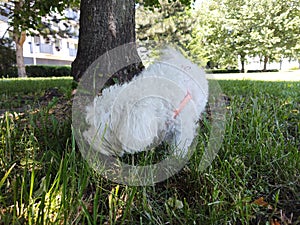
[0,77,73,95]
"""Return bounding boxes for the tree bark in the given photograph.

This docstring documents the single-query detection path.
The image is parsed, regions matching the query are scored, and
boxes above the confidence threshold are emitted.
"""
[14,31,26,78]
[14,0,26,78]
[71,0,143,82]
[240,53,246,73]
[263,56,268,71]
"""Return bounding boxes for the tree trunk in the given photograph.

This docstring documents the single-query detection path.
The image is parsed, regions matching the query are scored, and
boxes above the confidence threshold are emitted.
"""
[263,56,268,71]
[240,54,246,73]
[14,0,26,78]
[14,31,26,78]
[71,0,143,82]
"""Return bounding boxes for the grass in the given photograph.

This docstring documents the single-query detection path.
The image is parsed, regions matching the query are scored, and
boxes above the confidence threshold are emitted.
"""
[0,77,74,112]
[0,77,73,95]
[289,67,299,71]
[0,78,299,224]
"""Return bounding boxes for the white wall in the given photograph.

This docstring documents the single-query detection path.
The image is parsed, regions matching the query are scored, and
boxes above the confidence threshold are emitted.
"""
[0,19,9,38]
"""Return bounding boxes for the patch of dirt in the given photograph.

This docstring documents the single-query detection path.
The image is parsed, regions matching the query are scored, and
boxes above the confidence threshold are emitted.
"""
[38,88,73,120]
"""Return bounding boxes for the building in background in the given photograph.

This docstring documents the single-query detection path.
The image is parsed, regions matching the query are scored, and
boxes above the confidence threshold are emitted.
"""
[23,34,78,66]
[0,8,79,66]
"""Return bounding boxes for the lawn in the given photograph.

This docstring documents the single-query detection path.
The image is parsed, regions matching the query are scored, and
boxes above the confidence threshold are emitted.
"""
[0,78,299,224]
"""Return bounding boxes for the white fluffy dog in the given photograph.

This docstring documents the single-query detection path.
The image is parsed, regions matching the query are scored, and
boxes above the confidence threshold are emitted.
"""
[84,48,208,157]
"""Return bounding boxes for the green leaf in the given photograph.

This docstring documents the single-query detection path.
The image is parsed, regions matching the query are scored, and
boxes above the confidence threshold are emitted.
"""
[0,163,16,189]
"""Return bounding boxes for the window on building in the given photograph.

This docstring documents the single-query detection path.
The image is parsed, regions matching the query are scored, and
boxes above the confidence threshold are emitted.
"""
[55,39,62,51]
[45,37,51,44]
[34,36,40,45]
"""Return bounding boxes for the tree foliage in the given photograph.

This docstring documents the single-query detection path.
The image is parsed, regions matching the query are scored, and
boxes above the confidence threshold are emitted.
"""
[0,37,15,74]
[0,0,79,77]
[0,0,78,34]
[136,0,196,57]
[137,0,192,8]
[190,0,300,70]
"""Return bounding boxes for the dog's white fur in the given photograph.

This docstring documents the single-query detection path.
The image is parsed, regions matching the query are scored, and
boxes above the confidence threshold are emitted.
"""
[84,48,208,157]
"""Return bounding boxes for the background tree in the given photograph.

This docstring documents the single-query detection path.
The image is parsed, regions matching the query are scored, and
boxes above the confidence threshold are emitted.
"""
[189,0,238,68]
[190,0,300,71]
[0,0,78,77]
[136,0,195,51]
[0,37,16,75]
[247,0,300,70]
